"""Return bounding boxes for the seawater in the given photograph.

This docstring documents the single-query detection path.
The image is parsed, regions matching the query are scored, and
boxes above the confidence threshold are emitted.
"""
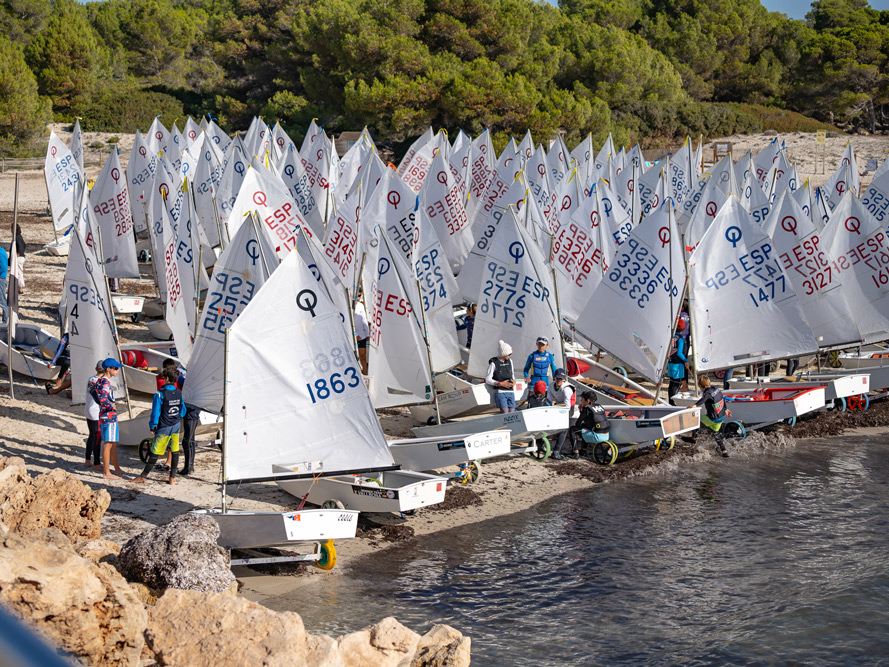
[263,434,889,665]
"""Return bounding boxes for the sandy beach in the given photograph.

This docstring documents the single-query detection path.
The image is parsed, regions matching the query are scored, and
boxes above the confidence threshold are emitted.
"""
[1,128,888,608]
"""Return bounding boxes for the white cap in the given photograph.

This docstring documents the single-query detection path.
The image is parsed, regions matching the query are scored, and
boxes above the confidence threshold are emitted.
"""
[498,340,512,356]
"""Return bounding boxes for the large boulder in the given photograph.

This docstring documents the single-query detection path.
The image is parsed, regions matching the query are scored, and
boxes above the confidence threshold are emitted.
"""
[338,617,420,666]
[117,513,236,593]
[0,528,148,666]
[412,625,471,667]
[145,589,309,666]
[0,456,110,540]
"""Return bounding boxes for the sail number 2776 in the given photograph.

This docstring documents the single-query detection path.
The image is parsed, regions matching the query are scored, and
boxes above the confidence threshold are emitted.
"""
[306,367,362,403]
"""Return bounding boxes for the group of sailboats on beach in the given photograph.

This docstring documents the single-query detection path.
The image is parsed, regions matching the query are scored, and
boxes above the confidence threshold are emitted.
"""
[29,115,889,566]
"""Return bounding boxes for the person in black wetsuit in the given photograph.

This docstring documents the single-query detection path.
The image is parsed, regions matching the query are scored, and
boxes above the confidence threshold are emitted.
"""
[694,375,732,457]
[575,391,610,455]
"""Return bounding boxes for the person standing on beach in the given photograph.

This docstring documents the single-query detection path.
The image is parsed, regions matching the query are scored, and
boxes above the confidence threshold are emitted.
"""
[547,369,577,459]
[83,360,104,470]
[666,320,689,405]
[354,294,370,375]
[486,340,516,413]
[90,358,125,479]
[523,336,557,389]
[133,367,184,485]
[11,225,24,295]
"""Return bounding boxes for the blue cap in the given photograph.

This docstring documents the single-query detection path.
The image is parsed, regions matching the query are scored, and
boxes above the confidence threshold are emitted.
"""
[102,358,122,369]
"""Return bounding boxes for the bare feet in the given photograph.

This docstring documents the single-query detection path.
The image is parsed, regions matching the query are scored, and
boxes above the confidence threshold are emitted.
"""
[93,464,103,471]
[167,477,177,485]
[103,473,121,479]
[83,460,93,468]
[131,476,147,484]
[114,468,125,475]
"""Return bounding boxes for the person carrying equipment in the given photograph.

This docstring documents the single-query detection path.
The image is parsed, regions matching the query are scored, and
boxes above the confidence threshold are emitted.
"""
[486,340,516,413]
[523,337,557,388]
[695,376,731,458]
[133,367,184,484]
[666,319,689,405]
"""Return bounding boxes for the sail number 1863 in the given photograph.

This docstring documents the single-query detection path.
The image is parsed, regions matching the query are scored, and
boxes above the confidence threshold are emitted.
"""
[306,367,362,403]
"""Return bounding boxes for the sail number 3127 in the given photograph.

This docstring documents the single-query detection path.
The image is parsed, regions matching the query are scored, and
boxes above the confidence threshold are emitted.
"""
[306,367,361,403]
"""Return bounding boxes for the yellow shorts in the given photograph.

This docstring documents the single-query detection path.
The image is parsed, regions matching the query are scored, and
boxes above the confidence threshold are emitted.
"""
[151,429,180,455]
[701,415,724,432]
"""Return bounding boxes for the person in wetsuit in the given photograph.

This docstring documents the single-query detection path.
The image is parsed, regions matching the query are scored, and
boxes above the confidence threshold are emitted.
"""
[523,337,557,389]
[667,320,689,405]
[695,375,732,457]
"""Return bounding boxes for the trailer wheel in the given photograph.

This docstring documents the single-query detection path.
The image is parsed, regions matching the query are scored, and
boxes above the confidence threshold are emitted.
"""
[613,366,628,378]
[833,397,847,412]
[785,416,797,427]
[827,351,842,368]
[723,421,746,440]
[138,438,152,463]
[848,393,870,412]
[531,436,551,461]
[593,441,618,466]
[315,540,337,570]
[321,499,345,510]
[656,436,675,451]
[714,369,726,381]
[458,460,481,484]
[130,313,142,324]
[426,416,436,426]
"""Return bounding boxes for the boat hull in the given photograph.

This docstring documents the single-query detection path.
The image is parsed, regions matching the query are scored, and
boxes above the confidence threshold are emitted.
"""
[0,324,62,382]
[118,409,222,446]
[607,406,701,444]
[192,508,359,549]
[410,406,569,441]
[728,374,870,403]
[387,430,512,471]
[272,468,448,513]
[111,294,144,316]
[673,387,826,424]
[408,372,527,423]
[119,343,180,394]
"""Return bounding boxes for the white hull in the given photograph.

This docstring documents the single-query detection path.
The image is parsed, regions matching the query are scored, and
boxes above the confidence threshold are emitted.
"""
[387,430,512,471]
[567,355,660,408]
[0,324,62,382]
[111,294,145,315]
[673,387,826,424]
[727,374,870,403]
[43,237,71,256]
[192,508,358,549]
[409,373,527,423]
[840,352,889,370]
[145,319,173,340]
[606,406,701,444]
[119,343,180,394]
[411,406,569,442]
[800,366,889,392]
[272,468,448,513]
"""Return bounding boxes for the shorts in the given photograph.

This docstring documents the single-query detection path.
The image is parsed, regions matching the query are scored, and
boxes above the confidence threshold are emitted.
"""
[357,338,369,349]
[701,415,724,432]
[151,425,181,455]
[100,421,119,443]
[581,429,610,444]
[494,391,516,411]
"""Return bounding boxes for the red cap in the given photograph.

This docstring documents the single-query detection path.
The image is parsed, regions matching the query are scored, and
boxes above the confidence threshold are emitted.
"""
[534,380,547,394]
[676,319,686,331]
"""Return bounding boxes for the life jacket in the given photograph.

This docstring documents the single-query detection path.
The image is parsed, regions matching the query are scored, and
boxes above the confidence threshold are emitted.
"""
[702,386,726,421]
[668,334,685,364]
[156,385,183,430]
[488,357,513,385]
[527,351,554,378]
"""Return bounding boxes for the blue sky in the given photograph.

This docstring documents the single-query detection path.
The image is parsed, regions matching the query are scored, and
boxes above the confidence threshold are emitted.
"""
[762,0,889,19]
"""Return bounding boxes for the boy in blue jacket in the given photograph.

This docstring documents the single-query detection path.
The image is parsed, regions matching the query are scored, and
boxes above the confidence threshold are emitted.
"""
[133,367,184,484]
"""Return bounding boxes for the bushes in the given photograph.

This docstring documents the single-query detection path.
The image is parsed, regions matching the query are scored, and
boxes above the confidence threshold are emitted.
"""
[71,80,183,132]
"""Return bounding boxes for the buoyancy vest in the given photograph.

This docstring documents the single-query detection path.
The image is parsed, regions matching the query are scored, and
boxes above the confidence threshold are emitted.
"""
[488,357,513,385]
[702,386,726,422]
[157,385,183,430]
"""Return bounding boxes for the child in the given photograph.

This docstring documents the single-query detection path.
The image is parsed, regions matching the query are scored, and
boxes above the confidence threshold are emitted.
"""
[133,367,184,484]
[575,391,610,456]
[524,380,550,409]
[91,358,125,479]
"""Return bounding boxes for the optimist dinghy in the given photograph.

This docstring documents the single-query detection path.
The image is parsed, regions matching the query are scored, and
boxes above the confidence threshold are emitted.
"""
[386,430,512,480]
[43,236,71,257]
[0,324,63,382]
[410,406,569,446]
[727,374,871,411]
[118,343,180,394]
[408,372,528,423]
[673,386,826,426]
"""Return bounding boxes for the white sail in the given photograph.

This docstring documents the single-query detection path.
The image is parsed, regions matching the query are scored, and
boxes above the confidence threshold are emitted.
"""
[147,117,170,155]
[90,150,139,278]
[278,144,324,237]
[681,175,728,254]
[420,150,474,273]
[296,231,353,343]
[820,192,889,343]
[467,207,562,378]
[322,199,361,295]
[126,130,157,234]
[183,218,280,413]
[447,130,472,197]
[669,139,693,205]
[574,201,685,384]
[178,183,211,333]
[64,188,119,404]
[226,233,395,482]
[397,127,434,177]
[215,136,249,225]
[762,191,861,347]
[190,134,226,248]
[364,228,433,408]
[465,130,495,228]
[156,191,194,365]
[299,122,335,224]
[401,130,447,193]
[226,166,309,257]
[752,137,781,189]
[740,164,771,225]
[44,131,82,232]
[689,198,818,371]
[860,170,889,229]
[70,119,84,172]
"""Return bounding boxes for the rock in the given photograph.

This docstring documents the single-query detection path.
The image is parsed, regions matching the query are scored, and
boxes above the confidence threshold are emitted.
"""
[763,129,778,136]
[145,589,308,666]
[0,457,110,541]
[76,538,122,567]
[129,582,162,606]
[0,528,147,666]
[304,633,343,667]
[338,617,420,666]
[412,625,471,667]
[117,514,236,593]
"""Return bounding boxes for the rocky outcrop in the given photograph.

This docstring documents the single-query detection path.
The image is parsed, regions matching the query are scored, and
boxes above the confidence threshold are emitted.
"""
[0,456,110,540]
[145,590,470,667]
[0,528,147,667]
[117,513,236,593]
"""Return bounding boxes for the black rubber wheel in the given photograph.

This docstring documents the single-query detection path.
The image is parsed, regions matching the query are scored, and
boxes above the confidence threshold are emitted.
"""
[592,441,618,466]
[531,436,551,461]
[722,421,747,440]
[426,416,436,426]
[138,438,152,463]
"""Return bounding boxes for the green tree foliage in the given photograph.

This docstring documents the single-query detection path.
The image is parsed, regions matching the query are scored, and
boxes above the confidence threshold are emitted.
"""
[0,0,52,47]
[26,0,109,111]
[0,34,52,155]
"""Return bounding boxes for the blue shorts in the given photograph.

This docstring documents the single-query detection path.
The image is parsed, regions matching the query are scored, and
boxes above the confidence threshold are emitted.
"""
[581,429,610,444]
[100,421,119,443]
[495,392,516,411]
